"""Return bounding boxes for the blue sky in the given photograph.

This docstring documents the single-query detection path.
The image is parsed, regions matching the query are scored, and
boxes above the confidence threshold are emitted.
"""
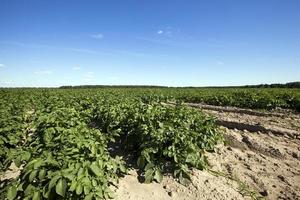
[0,0,299,87]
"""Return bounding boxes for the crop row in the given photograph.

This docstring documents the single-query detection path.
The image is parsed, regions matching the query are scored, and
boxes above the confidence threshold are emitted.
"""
[133,87,300,111]
[169,88,300,111]
[0,89,222,199]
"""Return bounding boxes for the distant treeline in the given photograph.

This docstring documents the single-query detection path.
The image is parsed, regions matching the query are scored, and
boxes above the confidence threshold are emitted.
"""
[59,82,300,89]
[243,82,300,88]
[59,85,168,89]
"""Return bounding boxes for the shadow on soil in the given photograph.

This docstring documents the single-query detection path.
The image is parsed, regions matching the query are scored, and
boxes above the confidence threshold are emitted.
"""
[107,136,146,183]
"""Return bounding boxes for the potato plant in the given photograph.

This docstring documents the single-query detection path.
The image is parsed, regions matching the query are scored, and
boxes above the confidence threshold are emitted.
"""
[2,87,297,199]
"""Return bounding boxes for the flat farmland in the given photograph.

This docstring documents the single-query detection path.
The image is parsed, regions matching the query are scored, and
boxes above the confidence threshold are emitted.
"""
[1,88,299,200]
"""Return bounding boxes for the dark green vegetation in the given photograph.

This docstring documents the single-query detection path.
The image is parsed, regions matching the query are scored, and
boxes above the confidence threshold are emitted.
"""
[166,88,300,111]
[1,88,222,200]
[1,87,299,199]
[59,87,300,111]
[59,81,300,89]
[243,81,300,88]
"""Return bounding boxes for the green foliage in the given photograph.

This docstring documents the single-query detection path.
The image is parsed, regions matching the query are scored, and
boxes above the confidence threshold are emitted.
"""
[170,88,300,110]
[2,87,296,199]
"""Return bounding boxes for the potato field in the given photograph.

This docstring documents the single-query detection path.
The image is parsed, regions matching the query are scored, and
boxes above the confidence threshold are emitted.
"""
[1,88,299,200]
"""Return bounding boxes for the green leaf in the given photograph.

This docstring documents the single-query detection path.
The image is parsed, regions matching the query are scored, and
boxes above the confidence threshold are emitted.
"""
[119,164,126,173]
[104,192,109,199]
[14,157,21,168]
[98,160,103,168]
[84,193,94,200]
[7,186,17,200]
[17,183,24,191]
[29,170,38,182]
[23,151,31,161]
[42,185,50,198]
[25,159,39,170]
[48,174,61,190]
[95,188,103,199]
[77,167,84,176]
[38,169,46,180]
[144,168,154,183]
[56,178,67,197]
[82,177,91,186]
[154,169,163,183]
[178,171,192,186]
[145,163,154,171]
[24,184,35,196]
[69,180,77,192]
[33,159,43,169]
[92,179,97,187]
[63,173,75,180]
[84,186,91,195]
[32,191,41,200]
[90,162,102,177]
[76,184,83,195]
[105,189,115,199]
[137,156,145,168]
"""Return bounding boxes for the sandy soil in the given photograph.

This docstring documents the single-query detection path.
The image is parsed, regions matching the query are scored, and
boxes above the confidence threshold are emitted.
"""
[0,163,19,182]
[113,105,300,200]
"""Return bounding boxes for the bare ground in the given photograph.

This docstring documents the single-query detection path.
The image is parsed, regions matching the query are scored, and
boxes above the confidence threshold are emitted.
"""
[113,105,300,200]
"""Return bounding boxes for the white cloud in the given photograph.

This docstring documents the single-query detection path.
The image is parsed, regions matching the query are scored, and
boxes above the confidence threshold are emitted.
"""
[91,33,104,39]
[67,48,111,56]
[157,27,173,37]
[34,70,53,75]
[1,41,157,58]
[1,41,111,56]
[72,66,81,71]
[3,81,12,84]
[116,50,149,58]
[0,64,5,68]
[83,71,94,81]
[157,30,163,34]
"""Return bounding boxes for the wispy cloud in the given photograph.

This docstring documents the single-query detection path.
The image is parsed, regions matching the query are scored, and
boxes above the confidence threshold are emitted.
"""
[0,41,174,59]
[156,27,173,37]
[91,33,104,39]
[83,71,95,81]
[0,64,5,68]
[217,61,224,65]
[34,70,53,75]
[72,66,81,71]
[115,50,151,58]
[85,71,94,77]
[0,81,14,87]
[0,41,56,49]
[137,37,173,45]
[2,81,12,85]
[136,36,188,49]
[63,48,110,56]
[0,41,111,56]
